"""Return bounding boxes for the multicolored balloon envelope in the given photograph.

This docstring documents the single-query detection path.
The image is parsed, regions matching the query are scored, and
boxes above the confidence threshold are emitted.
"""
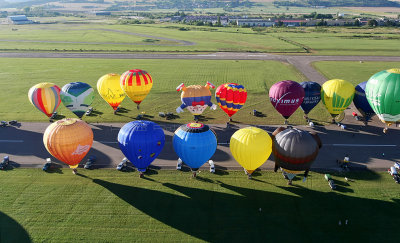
[60,82,94,118]
[269,80,305,120]
[230,127,272,175]
[366,69,400,126]
[321,79,355,117]
[173,123,217,171]
[97,73,126,111]
[176,82,217,116]
[28,82,61,118]
[215,83,247,118]
[300,81,321,115]
[118,121,165,172]
[272,127,321,172]
[43,118,93,166]
[354,81,375,120]
[120,69,153,108]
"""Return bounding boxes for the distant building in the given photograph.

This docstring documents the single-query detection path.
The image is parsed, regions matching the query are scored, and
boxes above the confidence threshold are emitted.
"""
[7,15,33,25]
[236,19,275,27]
[184,15,229,26]
[276,19,307,27]
[92,11,111,16]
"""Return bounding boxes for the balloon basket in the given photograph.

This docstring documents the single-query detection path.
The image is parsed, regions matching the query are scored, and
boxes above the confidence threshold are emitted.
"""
[139,172,144,178]
[137,105,140,110]
[113,110,117,115]
[72,168,77,175]
[247,173,252,180]
[284,120,288,125]
[229,117,232,122]
[192,171,197,178]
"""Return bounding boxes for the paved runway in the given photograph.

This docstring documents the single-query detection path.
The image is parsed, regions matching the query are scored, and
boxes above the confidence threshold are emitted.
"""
[1,116,398,171]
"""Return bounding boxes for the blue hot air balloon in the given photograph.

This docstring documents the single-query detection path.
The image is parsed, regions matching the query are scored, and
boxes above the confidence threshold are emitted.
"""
[118,121,165,177]
[354,81,375,122]
[300,81,321,117]
[173,122,217,176]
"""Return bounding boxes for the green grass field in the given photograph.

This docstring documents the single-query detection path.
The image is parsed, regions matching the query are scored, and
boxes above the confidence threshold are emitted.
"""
[2,23,400,55]
[0,58,334,124]
[0,169,399,242]
[312,61,400,85]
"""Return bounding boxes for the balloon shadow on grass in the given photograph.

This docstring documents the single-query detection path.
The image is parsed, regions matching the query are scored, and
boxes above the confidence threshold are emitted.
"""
[93,178,400,242]
[0,211,31,242]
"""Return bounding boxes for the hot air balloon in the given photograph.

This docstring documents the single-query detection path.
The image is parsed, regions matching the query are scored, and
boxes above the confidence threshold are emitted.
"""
[60,82,94,118]
[120,69,153,109]
[176,82,217,121]
[272,127,321,185]
[173,122,217,177]
[97,73,126,113]
[321,79,355,123]
[118,121,165,177]
[28,82,61,119]
[43,118,93,174]
[230,127,272,179]
[353,81,375,124]
[269,80,305,124]
[215,83,247,122]
[366,69,400,133]
[300,81,321,121]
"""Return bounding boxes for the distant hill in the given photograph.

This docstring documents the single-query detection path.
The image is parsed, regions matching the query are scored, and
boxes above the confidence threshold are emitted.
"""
[273,0,400,7]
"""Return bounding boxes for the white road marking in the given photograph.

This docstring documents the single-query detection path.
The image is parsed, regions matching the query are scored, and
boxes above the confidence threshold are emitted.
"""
[95,141,118,144]
[324,144,396,147]
[0,140,24,143]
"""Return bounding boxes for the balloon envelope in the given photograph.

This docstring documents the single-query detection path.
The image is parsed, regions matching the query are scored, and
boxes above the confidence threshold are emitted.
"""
[177,84,214,116]
[272,127,321,172]
[61,82,94,118]
[269,80,305,119]
[43,118,93,166]
[173,123,217,170]
[300,81,321,115]
[97,73,126,110]
[321,79,355,117]
[118,121,165,172]
[230,127,272,174]
[120,69,153,106]
[215,83,247,117]
[28,82,61,117]
[366,69,400,124]
[354,81,375,119]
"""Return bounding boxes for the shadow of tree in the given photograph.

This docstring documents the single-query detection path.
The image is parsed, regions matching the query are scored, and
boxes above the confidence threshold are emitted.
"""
[93,179,400,242]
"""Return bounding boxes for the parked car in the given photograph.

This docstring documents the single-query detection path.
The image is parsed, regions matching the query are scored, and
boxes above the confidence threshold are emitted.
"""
[8,120,18,125]
[85,107,93,116]
[0,156,10,170]
[84,156,96,169]
[43,158,52,172]
[1,121,7,127]
[117,158,129,171]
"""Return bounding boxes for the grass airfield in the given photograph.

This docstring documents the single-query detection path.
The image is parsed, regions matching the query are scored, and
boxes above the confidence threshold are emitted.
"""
[1,169,399,242]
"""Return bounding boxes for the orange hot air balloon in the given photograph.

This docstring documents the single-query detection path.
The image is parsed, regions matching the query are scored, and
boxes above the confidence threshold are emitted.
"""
[43,118,93,166]
[120,69,153,109]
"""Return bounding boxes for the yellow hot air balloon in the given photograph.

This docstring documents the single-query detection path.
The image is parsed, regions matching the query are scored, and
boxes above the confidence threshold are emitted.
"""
[97,73,126,113]
[120,69,153,109]
[230,127,272,177]
[43,118,93,167]
[321,79,355,120]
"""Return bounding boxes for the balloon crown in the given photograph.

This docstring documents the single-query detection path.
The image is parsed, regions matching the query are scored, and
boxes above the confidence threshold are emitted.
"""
[57,118,78,126]
[176,82,215,92]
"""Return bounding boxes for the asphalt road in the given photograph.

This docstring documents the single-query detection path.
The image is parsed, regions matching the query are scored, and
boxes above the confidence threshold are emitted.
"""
[1,52,399,172]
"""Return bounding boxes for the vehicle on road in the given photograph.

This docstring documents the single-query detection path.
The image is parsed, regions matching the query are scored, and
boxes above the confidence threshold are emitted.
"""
[84,156,96,169]
[0,156,10,170]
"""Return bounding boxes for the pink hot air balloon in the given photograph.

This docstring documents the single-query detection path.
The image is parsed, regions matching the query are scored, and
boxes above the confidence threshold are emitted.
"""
[269,80,305,123]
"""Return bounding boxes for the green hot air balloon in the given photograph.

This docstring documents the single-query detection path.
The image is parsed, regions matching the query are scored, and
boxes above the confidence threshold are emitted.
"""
[366,68,400,133]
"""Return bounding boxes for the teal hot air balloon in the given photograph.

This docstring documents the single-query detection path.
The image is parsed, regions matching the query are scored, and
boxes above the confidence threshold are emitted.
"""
[366,69,400,133]
[61,82,94,118]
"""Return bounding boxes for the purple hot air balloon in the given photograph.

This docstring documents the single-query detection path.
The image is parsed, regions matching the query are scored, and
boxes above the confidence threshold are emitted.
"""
[269,80,305,122]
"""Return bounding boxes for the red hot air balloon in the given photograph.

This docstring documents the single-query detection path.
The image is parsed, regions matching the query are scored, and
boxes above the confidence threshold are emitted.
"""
[215,83,247,121]
[269,80,305,123]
